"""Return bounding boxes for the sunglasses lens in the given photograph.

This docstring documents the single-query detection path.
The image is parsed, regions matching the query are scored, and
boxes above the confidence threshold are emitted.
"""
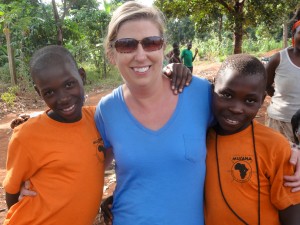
[141,36,164,51]
[113,36,164,53]
[114,38,139,53]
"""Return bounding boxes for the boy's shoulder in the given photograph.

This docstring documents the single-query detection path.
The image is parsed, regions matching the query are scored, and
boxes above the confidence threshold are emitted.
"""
[11,112,46,139]
[254,121,290,147]
[82,105,96,117]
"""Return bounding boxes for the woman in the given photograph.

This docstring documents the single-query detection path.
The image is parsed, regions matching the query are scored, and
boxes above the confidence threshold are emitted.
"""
[94,2,212,225]
[265,20,300,143]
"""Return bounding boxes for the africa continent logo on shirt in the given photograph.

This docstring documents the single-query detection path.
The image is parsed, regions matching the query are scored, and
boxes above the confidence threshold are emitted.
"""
[231,155,253,183]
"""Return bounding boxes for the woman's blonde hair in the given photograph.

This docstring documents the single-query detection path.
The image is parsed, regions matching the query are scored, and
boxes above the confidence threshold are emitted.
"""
[104,1,166,62]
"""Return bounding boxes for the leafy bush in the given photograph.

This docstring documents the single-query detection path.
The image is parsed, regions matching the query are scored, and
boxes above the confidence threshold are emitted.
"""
[0,85,19,106]
[0,63,11,83]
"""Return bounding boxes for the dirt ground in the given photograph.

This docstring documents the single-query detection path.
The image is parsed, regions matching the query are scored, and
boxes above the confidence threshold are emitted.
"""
[0,53,276,223]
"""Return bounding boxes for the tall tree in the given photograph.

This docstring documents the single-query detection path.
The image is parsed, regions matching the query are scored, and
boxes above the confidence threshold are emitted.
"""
[157,0,300,54]
[51,0,100,45]
[0,1,39,84]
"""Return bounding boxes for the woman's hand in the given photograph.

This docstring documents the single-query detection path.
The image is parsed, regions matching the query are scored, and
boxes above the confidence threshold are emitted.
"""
[163,63,192,95]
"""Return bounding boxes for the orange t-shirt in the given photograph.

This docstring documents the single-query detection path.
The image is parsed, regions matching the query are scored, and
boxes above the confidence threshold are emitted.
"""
[3,106,105,225]
[205,121,300,225]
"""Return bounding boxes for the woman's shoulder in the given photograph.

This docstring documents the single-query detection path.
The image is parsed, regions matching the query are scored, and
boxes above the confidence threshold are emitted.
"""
[190,76,212,88]
[97,85,123,112]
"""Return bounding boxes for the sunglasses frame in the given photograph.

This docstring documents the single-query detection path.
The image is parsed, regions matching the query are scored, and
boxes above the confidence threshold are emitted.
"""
[111,36,164,53]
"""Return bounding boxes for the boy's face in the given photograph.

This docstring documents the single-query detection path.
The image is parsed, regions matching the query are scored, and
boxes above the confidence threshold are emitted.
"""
[295,123,300,142]
[33,62,85,123]
[213,68,265,135]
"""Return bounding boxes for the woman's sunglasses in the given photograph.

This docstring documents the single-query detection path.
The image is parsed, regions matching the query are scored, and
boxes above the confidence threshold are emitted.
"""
[111,36,164,53]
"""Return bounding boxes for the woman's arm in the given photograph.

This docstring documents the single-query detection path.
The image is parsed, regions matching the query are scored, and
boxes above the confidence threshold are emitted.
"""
[265,53,280,96]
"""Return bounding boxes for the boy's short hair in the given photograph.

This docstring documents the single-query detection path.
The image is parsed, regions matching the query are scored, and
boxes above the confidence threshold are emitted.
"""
[216,54,267,87]
[291,109,300,145]
[30,45,78,79]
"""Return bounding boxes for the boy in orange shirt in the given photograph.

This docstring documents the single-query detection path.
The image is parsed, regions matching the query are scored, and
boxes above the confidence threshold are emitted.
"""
[3,45,105,225]
[205,54,300,225]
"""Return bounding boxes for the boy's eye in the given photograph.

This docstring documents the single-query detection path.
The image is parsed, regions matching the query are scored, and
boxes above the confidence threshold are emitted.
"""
[43,90,54,97]
[246,99,256,104]
[219,93,231,99]
[66,81,75,88]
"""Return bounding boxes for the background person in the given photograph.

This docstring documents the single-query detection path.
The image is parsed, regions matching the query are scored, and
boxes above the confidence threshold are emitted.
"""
[169,48,182,64]
[265,20,300,143]
[181,42,198,73]
[165,42,179,60]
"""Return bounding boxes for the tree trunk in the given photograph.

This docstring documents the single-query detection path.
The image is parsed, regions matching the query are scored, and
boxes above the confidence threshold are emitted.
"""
[233,20,243,54]
[3,24,17,85]
[218,15,223,43]
[52,0,63,45]
[233,1,244,54]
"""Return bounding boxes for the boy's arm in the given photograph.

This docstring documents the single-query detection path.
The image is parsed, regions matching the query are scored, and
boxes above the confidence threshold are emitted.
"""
[163,63,192,95]
[279,204,300,225]
[5,192,19,209]
[284,148,300,192]
[265,53,280,97]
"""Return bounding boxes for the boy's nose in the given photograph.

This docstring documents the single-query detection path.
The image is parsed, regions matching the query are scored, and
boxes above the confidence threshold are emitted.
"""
[228,102,243,114]
[57,91,71,104]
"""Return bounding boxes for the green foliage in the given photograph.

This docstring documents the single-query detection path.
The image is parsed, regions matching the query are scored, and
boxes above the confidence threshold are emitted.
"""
[166,17,195,45]
[67,63,123,93]
[0,63,10,83]
[0,85,19,106]
[158,0,299,53]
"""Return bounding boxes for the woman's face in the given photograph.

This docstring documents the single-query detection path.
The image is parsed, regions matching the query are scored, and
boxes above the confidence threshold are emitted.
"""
[111,19,164,89]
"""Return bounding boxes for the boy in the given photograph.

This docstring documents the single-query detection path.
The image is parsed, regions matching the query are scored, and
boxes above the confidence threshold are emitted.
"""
[3,45,105,225]
[169,48,182,64]
[205,54,300,225]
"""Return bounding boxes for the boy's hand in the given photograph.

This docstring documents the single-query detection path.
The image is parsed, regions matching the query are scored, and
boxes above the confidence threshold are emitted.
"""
[284,145,300,192]
[101,195,113,225]
[10,114,30,129]
[163,63,192,95]
[19,180,37,201]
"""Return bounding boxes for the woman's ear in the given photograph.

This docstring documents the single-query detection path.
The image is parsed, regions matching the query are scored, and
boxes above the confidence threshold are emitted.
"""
[108,51,116,65]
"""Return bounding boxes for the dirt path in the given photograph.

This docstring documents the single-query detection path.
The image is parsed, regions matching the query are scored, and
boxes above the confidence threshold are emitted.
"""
[0,59,272,223]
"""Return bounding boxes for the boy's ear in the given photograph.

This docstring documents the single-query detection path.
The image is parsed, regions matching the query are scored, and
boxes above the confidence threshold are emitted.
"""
[78,67,86,85]
[262,91,267,103]
[34,84,41,96]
